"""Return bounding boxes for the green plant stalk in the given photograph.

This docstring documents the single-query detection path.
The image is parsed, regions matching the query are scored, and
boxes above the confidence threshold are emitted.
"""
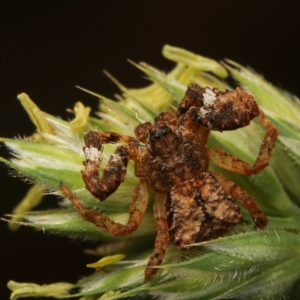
[1,45,300,299]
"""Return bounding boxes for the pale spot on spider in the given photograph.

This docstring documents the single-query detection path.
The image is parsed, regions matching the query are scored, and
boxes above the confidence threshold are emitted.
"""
[203,88,217,106]
[84,147,101,161]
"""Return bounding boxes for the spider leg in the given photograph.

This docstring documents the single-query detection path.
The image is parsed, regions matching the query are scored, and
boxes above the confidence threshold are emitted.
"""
[84,131,138,147]
[144,193,169,282]
[177,84,261,131]
[60,180,148,236]
[178,109,210,145]
[154,111,177,126]
[208,170,268,228]
[82,131,140,201]
[207,109,279,175]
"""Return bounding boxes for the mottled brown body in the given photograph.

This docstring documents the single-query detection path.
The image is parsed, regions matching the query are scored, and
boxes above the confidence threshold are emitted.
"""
[135,124,209,192]
[167,173,242,250]
[61,83,278,282]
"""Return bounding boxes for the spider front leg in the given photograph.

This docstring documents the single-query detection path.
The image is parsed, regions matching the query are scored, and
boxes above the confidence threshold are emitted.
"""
[207,109,279,175]
[60,130,149,236]
[177,84,261,130]
[144,193,169,282]
[61,179,149,236]
[84,131,138,148]
[82,131,138,201]
[209,170,268,228]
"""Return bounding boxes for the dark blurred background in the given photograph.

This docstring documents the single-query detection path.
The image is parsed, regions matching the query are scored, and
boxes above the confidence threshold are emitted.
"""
[1,1,299,299]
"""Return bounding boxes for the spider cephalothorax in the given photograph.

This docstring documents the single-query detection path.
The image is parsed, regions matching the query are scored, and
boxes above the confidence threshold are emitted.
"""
[61,83,278,282]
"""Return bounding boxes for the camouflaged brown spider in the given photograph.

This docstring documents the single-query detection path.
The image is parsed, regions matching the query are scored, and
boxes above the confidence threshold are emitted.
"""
[61,83,278,282]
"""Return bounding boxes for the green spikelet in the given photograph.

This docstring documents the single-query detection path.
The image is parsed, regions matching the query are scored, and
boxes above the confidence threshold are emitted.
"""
[2,45,300,299]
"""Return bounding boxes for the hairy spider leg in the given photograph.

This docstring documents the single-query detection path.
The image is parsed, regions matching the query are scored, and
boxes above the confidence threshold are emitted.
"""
[61,180,148,236]
[82,131,139,201]
[178,107,211,145]
[208,170,268,228]
[144,193,169,282]
[84,131,138,148]
[207,109,279,175]
[177,84,260,131]
[154,110,177,126]
[61,131,149,236]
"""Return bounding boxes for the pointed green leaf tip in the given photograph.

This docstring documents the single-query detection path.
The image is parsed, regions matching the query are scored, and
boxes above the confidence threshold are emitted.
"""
[2,45,300,299]
[163,45,228,78]
[17,93,54,136]
[8,184,45,231]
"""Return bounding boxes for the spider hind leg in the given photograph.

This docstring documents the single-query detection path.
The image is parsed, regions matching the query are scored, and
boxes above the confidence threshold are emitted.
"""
[60,180,148,236]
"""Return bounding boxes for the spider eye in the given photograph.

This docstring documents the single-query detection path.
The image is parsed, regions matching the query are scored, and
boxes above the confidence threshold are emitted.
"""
[150,125,172,142]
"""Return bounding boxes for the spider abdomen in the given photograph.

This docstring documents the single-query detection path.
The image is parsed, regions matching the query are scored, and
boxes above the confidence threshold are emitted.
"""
[166,173,243,250]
